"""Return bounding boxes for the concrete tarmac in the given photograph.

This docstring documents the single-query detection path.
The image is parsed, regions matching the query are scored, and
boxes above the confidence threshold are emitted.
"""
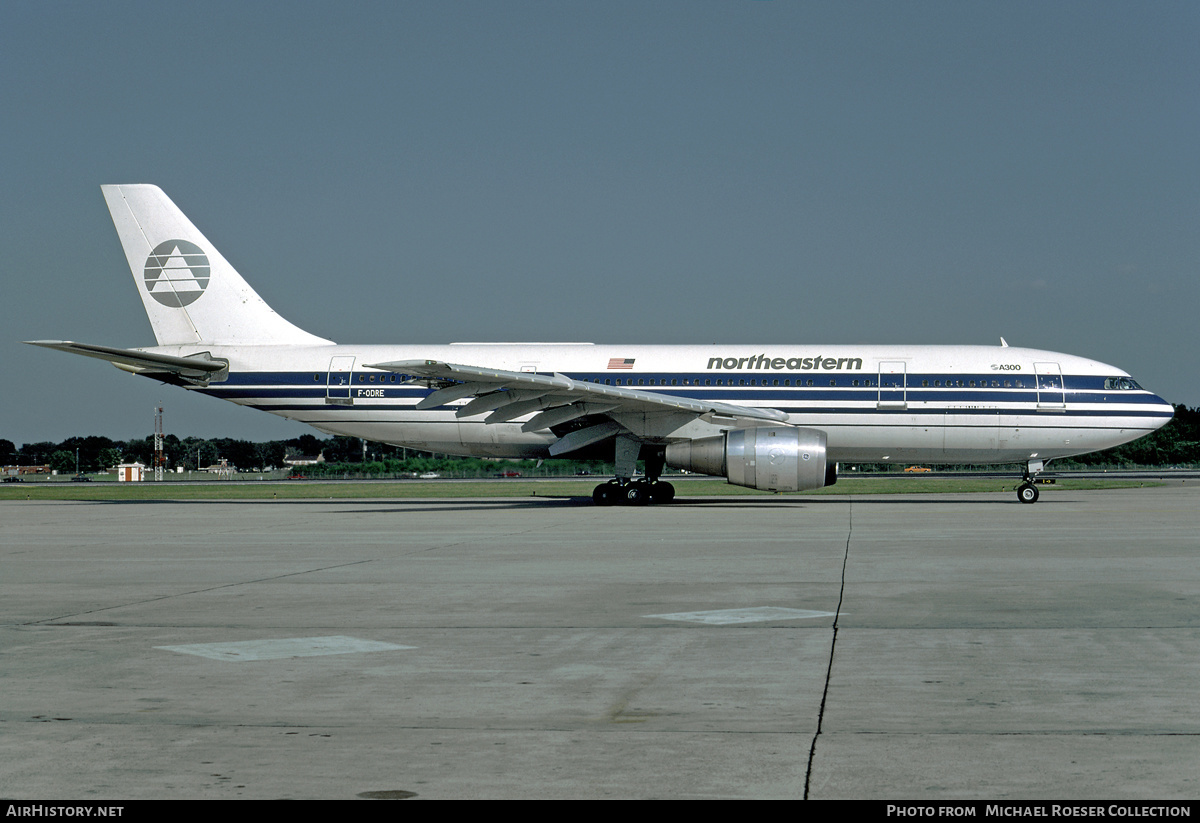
[2,484,1198,799]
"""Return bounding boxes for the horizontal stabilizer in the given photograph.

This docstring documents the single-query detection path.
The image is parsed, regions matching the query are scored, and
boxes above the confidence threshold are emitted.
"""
[24,340,228,384]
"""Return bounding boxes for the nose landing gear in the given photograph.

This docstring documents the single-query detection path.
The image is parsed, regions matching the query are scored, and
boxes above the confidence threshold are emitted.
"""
[1016,459,1045,504]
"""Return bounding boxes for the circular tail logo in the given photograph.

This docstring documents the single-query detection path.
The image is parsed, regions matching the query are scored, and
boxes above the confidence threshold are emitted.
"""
[144,239,210,307]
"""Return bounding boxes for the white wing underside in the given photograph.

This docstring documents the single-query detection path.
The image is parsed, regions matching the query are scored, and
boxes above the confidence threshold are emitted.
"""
[367,359,790,455]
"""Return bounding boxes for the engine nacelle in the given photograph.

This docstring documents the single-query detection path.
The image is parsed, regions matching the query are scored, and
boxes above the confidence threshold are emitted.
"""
[664,426,835,492]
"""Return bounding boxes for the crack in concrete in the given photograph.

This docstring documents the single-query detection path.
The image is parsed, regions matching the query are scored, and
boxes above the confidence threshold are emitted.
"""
[805,496,852,799]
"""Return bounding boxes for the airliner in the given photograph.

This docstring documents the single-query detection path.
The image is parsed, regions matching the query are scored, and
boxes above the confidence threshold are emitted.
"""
[27,185,1174,504]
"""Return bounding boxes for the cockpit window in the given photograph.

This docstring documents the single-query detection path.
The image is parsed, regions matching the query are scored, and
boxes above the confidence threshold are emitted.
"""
[1104,377,1142,391]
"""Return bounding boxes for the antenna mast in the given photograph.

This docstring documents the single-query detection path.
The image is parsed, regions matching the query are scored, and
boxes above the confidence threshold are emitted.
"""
[154,406,165,482]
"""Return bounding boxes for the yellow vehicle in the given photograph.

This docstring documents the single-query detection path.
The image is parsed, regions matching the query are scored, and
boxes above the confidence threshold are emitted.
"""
[904,466,932,473]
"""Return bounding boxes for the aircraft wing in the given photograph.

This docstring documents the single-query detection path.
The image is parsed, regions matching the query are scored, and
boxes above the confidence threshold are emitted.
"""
[24,340,228,385]
[367,358,788,452]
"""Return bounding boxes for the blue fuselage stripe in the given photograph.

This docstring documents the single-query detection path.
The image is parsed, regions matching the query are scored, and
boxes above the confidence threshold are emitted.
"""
[194,371,1172,420]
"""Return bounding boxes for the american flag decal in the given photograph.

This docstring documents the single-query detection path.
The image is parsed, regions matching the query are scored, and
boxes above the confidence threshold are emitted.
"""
[607,358,636,370]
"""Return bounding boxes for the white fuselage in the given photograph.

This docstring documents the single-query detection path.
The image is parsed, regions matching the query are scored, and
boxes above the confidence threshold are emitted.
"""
[154,341,1172,466]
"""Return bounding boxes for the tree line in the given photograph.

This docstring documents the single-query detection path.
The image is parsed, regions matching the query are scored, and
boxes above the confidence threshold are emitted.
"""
[1,433,381,475]
[1053,403,1200,469]
[0,432,611,477]
[3,404,1198,476]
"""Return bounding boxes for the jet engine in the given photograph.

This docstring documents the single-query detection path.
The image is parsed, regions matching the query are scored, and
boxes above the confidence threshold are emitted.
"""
[664,426,835,492]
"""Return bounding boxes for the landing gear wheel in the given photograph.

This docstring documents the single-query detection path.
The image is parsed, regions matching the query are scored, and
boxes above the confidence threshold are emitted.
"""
[623,482,648,506]
[593,482,618,506]
[646,481,675,504]
[1017,482,1039,504]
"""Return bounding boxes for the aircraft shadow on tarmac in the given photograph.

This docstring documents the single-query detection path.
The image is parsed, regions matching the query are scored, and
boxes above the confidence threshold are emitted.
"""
[334,494,1036,513]
[88,494,1046,513]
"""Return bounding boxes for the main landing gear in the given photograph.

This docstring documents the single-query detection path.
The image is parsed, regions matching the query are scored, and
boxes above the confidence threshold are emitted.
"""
[592,477,676,506]
[591,436,676,506]
[1016,459,1044,504]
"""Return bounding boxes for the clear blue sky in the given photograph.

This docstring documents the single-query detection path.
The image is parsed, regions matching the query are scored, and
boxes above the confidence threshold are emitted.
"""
[3,1,1197,446]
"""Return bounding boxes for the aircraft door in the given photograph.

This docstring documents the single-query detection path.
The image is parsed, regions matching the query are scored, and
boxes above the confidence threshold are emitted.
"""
[878,361,907,409]
[1035,362,1065,410]
[326,356,355,405]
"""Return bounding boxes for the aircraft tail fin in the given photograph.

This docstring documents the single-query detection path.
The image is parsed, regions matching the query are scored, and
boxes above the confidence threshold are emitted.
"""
[101,184,333,346]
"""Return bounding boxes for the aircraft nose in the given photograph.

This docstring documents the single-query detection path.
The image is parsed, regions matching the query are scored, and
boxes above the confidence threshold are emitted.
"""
[1150,393,1175,428]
